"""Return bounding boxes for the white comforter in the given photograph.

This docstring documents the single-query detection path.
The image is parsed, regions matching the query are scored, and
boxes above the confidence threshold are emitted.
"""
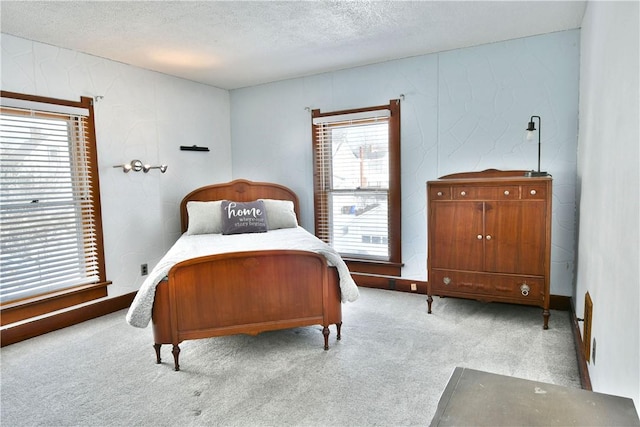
[126,226,359,328]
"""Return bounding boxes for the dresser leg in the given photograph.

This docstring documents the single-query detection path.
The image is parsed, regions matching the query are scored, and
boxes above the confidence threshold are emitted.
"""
[543,310,550,329]
[427,295,433,313]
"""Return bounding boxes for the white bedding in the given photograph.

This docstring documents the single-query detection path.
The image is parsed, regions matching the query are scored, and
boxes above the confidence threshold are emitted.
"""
[125,226,359,328]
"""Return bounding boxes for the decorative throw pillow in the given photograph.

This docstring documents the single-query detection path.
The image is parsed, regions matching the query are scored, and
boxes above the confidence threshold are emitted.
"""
[186,201,223,235]
[259,199,298,230]
[221,200,268,235]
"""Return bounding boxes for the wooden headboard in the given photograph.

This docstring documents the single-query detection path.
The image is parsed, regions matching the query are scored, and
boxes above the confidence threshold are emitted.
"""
[180,179,301,233]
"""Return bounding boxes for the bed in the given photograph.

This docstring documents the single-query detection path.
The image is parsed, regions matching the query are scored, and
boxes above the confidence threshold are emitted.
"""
[125,179,359,371]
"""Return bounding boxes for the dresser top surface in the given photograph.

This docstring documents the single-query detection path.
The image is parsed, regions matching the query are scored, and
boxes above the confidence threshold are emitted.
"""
[428,176,552,186]
[428,169,552,185]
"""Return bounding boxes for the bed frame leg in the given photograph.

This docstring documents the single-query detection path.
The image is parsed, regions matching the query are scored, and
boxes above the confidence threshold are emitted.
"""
[153,343,162,364]
[336,322,342,340]
[322,326,330,350]
[172,344,181,371]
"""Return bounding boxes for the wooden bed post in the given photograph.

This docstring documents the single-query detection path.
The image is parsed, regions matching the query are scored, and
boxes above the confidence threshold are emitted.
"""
[168,265,182,371]
[322,327,330,350]
[153,343,162,364]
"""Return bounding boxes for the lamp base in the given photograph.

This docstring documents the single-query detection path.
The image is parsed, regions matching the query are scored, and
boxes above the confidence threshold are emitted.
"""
[524,170,549,177]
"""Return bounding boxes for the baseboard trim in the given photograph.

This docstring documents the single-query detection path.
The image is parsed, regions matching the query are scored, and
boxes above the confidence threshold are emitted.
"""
[1,292,136,347]
[570,298,593,390]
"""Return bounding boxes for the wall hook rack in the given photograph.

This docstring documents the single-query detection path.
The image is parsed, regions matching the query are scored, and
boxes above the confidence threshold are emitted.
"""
[113,159,168,173]
[180,145,209,152]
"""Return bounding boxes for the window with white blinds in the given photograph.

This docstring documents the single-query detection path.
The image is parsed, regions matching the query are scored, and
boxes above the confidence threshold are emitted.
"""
[0,93,105,304]
[312,100,401,263]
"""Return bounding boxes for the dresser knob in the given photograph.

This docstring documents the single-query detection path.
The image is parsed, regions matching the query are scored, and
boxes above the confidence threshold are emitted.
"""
[530,189,537,195]
[520,284,530,296]
[443,277,451,285]
[504,190,510,196]
[460,191,466,196]
[486,235,492,241]
[437,191,443,196]
[477,234,483,240]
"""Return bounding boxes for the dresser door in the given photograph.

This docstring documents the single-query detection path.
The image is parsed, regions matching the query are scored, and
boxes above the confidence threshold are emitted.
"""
[430,201,484,271]
[483,201,546,275]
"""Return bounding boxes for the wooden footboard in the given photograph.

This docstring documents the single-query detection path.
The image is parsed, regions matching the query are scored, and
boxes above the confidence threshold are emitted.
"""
[152,250,343,371]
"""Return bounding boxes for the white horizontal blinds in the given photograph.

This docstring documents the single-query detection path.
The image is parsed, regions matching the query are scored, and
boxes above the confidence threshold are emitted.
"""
[314,125,332,244]
[0,106,100,303]
[314,111,391,260]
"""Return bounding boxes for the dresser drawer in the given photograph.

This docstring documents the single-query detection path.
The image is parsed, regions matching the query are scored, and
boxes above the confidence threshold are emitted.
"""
[522,184,547,200]
[429,186,451,200]
[451,186,476,199]
[451,186,520,200]
[430,270,545,303]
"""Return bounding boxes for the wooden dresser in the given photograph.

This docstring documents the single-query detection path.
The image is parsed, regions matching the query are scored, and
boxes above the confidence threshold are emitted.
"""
[427,170,552,328]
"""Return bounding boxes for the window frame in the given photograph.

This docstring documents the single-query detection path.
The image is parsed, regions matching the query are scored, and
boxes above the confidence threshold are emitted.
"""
[0,91,109,325]
[311,100,401,272]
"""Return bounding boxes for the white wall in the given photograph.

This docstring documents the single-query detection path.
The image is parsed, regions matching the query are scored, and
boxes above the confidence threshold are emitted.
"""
[231,30,580,296]
[1,34,233,297]
[576,1,639,411]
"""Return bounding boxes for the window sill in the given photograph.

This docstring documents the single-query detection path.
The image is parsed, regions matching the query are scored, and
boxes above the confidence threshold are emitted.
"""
[0,282,111,326]
[343,258,403,277]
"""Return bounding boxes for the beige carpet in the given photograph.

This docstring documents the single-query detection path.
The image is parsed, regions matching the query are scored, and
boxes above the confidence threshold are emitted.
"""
[0,287,580,426]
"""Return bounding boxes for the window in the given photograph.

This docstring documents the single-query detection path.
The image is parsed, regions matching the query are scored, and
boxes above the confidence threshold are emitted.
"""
[0,91,108,323]
[312,100,401,267]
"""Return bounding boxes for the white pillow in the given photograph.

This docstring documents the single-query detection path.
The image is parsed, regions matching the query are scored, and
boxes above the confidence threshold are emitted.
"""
[259,199,298,230]
[186,201,223,235]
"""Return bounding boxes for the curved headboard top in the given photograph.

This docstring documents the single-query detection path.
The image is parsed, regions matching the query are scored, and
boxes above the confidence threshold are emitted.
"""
[180,179,301,233]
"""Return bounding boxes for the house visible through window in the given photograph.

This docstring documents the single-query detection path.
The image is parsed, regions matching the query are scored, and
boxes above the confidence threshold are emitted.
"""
[0,92,108,323]
[312,100,401,267]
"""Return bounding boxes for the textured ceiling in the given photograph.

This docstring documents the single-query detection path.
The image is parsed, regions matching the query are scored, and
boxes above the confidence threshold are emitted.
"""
[0,1,586,90]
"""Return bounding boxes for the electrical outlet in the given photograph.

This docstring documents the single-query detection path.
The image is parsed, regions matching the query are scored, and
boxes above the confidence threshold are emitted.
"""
[410,283,417,291]
[592,338,597,365]
[141,263,148,276]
